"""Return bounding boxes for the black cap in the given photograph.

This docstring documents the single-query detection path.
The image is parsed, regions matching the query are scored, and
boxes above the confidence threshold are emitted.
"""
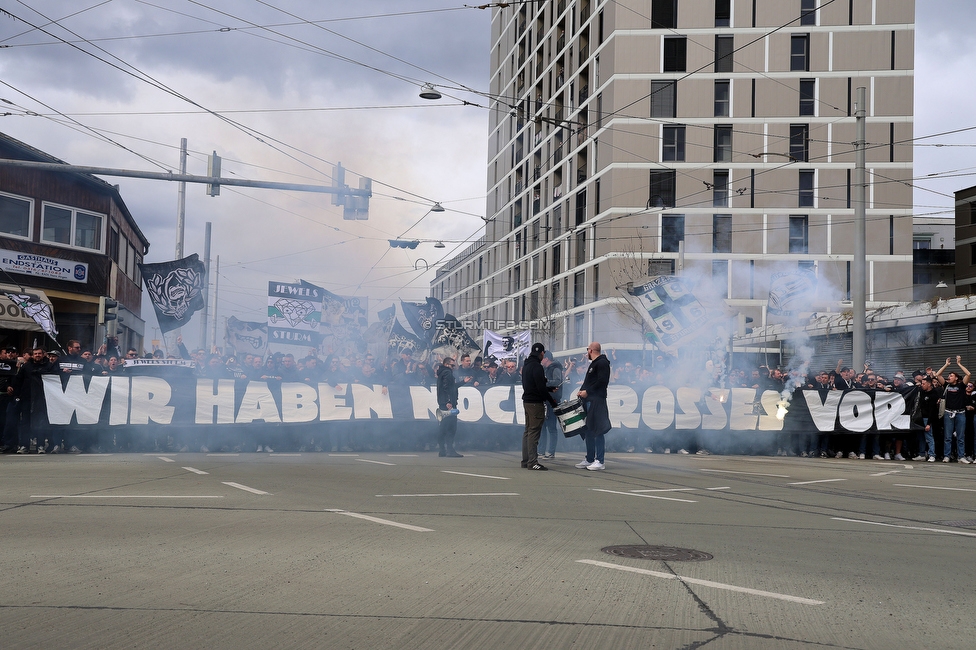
[531,342,545,356]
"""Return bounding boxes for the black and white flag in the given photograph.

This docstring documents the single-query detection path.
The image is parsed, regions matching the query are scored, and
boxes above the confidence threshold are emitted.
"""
[225,316,268,356]
[139,254,207,333]
[4,292,58,340]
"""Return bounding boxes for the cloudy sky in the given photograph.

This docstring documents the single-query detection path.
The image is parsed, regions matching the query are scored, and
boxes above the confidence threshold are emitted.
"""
[0,1,971,347]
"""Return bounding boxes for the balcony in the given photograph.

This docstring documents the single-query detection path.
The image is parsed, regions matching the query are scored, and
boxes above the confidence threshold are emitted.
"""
[914,249,955,265]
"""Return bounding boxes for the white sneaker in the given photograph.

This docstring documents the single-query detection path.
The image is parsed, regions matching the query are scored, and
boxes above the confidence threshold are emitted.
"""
[912,455,926,461]
[960,457,972,464]
[696,449,710,455]
[884,453,891,460]
[836,451,844,459]
[942,456,950,463]
[894,454,905,461]
[678,449,689,455]
[927,456,935,462]
[256,445,263,452]
[872,455,883,460]
[265,446,274,453]
[575,459,591,469]
[858,453,866,460]
[848,452,857,459]
[664,448,671,454]
[200,446,209,453]
[586,461,605,471]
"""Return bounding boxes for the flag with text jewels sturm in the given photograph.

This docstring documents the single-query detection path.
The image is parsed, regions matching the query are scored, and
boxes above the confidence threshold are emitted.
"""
[4,292,57,340]
[139,254,207,333]
[624,276,714,355]
[267,280,323,348]
[482,329,530,363]
[767,268,818,320]
[225,316,268,357]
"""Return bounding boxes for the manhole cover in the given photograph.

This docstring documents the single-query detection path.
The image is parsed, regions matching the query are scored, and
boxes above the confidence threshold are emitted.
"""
[933,520,976,528]
[601,545,713,562]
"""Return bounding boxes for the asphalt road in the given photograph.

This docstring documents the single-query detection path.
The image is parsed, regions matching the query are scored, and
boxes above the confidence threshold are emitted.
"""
[2,447,975,649]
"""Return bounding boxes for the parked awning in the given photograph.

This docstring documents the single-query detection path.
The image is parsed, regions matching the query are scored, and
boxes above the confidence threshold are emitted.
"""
[0,284,54,332]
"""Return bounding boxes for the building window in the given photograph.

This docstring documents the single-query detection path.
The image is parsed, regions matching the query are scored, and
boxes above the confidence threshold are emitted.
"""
[648,170,676,208]
[713,170,729,207]
[799,79,815,116]
[790,124,809,162]
[912,237,931,250]
[791,34,810,71]
[0,192,32,240]
[789,215,809,253]
[651,80,677,118]
[648,259,676,276]
[714,80,730,117]
[574,312,586,347]
[715,35,734,73]
[713,214,732,253]
[799,170,815,207]
[574,271,585,307]
[664,37,687,72]
[575,188,587,225]
[552,243,562,274]
[800,0,817,26]
[662,125,686,161]
[651,0,677,29]
[715,0,731,27]
[712,260,729,298]
[661,214,685,253]
[576,230,587,265]
[41,203,104,252]
[714,125,732,162]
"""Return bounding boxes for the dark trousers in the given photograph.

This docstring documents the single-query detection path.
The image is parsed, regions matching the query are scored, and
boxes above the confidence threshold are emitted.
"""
[438,414,458,452]
[522,401,546,466]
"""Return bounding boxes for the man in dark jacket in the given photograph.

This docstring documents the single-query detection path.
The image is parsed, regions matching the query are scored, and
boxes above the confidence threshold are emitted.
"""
[539,351,564,459]
[521,342,558,470]
[576,341,612,470]
[436,356,462,457]
[8,348,53,453]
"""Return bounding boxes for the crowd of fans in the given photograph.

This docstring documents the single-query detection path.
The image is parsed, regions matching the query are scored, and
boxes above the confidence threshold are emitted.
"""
[2,339,973,463]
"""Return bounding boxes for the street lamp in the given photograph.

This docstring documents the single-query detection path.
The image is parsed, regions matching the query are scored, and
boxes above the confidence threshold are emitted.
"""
[419,84,442,100]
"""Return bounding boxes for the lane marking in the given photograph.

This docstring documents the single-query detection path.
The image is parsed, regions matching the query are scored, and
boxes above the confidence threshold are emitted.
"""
[207,453,239,457]
[388,454,419,457]
[592,488,696,503]
[576,560,824,605]
[356,459,396,466]
[222,482,270,495]
[872,462,913,469]
[157,456,175,463]
[788,478,848,485]
[832,517,976,538]
[870,470,901,477]
[701,469,789,478]
[329,454,359,457]
[893,484,976,493]
[376,492,519,497]
[182,467,209,475]
[631,488,695,492]
[441,470,510,480]
[270,453,302,457]
[325,509,433,532]
[31,495,223,499]
[705,486,731,490]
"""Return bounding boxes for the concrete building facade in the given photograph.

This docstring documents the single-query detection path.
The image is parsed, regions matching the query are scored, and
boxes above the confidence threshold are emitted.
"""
[432,0,915,358]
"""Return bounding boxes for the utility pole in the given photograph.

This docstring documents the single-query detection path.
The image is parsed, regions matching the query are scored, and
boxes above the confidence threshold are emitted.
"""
[852,87,867,372]
[200,222,211,351]
[176,138,187,258]
[212,255,220,354]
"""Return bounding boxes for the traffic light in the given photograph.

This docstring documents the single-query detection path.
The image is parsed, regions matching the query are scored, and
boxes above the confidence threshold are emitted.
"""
[98,296,118,325]
[389,239,420,249]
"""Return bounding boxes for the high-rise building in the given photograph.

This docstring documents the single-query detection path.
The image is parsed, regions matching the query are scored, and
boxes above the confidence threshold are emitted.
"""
[432,0,915,357]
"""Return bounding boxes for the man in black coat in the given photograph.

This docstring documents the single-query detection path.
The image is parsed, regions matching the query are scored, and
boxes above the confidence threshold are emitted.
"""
[8,348,53,453]
[576,341,611,470]
[521,342,557,470]
[436,357,462,457]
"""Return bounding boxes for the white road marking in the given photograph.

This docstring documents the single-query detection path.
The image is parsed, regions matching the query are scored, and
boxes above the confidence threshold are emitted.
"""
[207,453,239,457]
[870,470,901,477]
[269,453,302,457]
[325,509,433,532]
[31,495,223,499]
[576,560,824,605]
[157,456,175,463]
[375,492,519,497]
[631,488,695,492]
[872,462,913,469]
[356,459,396,466]
[441,470,510,480]
[893,484,976,493]
[832,517,976,538]
[705,486,731,490]
[788,478,848,485]
[388,454,419,457]
[700,469,790,478]
[182,467,209,475]
[592,489,696,503]
[329,454,359,457]
[221,482,270,495]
